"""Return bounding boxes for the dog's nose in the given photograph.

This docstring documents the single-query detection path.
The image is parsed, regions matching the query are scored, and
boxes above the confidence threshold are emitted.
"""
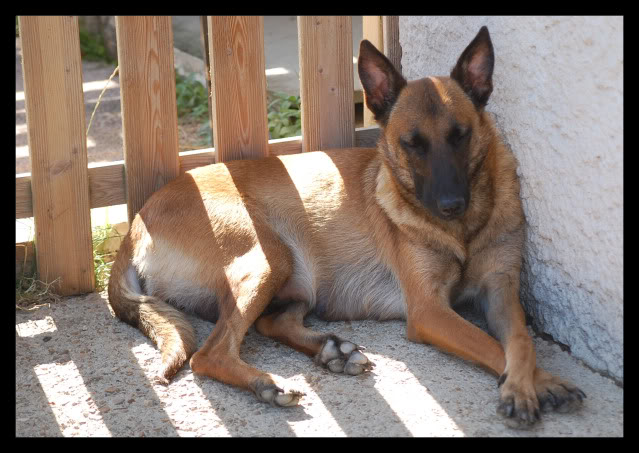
[437,197,466,218]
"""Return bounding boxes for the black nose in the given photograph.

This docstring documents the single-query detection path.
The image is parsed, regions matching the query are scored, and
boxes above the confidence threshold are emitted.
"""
[437,196,466,218]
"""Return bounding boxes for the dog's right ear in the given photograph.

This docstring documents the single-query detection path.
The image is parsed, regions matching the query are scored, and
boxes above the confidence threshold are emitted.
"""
[358,40,407,125]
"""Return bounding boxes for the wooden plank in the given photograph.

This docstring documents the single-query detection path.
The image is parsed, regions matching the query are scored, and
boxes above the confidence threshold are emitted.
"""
[382,16,402,74]
[208,16,269,163]
[115,16,180,224]
[19,16,95,295]
[16,127,381,219]
[199,16,215,140]
[15,175,32,219]
[88,161,126,209]
[362,16,384,127]
[298,16,354,153]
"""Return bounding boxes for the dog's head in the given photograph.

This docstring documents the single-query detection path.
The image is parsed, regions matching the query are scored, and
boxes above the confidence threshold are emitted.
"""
[358,26,495,221]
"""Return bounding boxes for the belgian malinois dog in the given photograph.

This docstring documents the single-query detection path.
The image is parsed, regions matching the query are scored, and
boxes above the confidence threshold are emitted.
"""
[108,26,585,428]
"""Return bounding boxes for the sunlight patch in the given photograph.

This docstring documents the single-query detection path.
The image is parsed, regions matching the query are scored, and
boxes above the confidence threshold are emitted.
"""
[16,316,57,338]
[371,356,464,436]
[33,361,112,436]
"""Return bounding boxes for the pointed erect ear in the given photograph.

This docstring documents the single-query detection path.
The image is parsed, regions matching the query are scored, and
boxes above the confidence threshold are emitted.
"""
[450,26,495,109]
[358,40,407,125]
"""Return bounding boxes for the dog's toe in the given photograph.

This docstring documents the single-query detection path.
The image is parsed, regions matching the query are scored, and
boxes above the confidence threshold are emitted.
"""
[534,369,585,414]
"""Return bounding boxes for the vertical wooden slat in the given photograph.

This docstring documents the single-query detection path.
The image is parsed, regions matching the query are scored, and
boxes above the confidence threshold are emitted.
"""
[199,16,215,141]
[115,16,180,224]
[382,16,402,74]
[19,16,95,295]
[362,16,384,127]
[208,16,269,163]
[298,16,354,153]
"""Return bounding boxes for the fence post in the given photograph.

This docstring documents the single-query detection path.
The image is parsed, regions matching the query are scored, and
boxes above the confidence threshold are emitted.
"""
[115,16,180,224]
[382,16,401,74]
[208,16,269,163]
[298,16,355,153]
[19,16,95,295]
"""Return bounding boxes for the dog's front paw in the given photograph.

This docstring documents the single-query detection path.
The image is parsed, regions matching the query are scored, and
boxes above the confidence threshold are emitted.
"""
[534,368,586,414]
[253,381,305,407]
[496,372,541,429]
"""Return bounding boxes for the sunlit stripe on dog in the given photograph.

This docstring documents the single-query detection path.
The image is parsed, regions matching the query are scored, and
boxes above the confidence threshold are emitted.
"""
[16,316,57,337]
[369,356,464,437]
[33,361,112,436]
[129,343,231,437]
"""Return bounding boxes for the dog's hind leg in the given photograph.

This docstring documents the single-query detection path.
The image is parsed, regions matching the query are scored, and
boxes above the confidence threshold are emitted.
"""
[255,300,373,375]
[189,239,304,407]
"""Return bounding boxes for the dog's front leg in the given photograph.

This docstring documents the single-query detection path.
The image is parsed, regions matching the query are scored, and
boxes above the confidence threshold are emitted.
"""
[466,238,586,427]
[399,247,507,378]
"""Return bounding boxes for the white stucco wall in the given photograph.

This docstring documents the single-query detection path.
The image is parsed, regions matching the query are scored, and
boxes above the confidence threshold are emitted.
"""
[398,16,623,382]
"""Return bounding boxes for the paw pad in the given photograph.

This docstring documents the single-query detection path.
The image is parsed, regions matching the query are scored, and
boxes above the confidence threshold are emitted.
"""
[316,337,373,375]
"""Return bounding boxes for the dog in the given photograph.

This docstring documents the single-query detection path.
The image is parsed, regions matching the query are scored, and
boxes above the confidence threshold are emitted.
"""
[108,26,585,428]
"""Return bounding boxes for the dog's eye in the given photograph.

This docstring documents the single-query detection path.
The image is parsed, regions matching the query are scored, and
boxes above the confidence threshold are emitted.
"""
[400,133,429,155]
[449,126,471,146]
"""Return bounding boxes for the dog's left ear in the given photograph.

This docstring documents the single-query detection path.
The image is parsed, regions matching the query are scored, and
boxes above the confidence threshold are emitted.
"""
[450,26,494,109]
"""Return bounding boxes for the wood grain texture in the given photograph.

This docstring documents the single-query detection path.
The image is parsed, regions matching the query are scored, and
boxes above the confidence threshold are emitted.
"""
[15,127,381,219]
[382,16,402,74]
[115,16,180,224]
[362,16,384,127]
[15,175,32,219]
[298,16,355,153]
[87,161,126,209]
[19,16,95,295]
[208,16,269,163]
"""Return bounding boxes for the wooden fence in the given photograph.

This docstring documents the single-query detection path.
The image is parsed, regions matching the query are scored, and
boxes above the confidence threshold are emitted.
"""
[16,16,400,296]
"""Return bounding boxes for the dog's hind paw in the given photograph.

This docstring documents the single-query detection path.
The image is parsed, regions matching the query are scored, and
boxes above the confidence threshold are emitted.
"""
[315,336,374,375]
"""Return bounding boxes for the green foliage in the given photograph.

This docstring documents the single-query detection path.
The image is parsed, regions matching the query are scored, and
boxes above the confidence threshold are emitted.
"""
[92,224,122,291]
[175,71,209,122]
[79,27,115,64]
[268,92,302,139]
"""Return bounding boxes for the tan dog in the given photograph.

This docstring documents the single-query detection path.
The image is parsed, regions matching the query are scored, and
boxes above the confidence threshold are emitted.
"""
[108,26,585,428]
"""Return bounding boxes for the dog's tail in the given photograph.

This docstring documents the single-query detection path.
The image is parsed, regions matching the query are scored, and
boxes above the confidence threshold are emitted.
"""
[107,235,196,384]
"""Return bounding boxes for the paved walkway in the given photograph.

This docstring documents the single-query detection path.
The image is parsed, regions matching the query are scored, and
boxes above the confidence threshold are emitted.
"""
[16,292,623,437]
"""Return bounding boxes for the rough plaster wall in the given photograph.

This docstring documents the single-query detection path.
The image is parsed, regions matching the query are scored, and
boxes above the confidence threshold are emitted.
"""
[399,16,623,382]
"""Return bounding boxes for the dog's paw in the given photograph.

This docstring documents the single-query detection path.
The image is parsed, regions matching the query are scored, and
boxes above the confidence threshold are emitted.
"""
[496,372,541,429]
[534,368,586,414]
[315,336,374,375]
[253,381,305,407]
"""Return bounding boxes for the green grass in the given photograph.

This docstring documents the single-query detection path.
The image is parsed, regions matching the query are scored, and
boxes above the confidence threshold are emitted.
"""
[92,223,123,291]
